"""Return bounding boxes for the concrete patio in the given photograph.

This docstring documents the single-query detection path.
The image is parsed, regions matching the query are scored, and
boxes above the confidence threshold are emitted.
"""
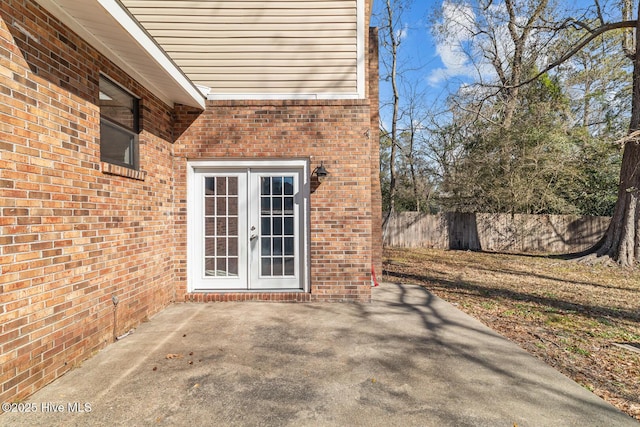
[2,282,636,426]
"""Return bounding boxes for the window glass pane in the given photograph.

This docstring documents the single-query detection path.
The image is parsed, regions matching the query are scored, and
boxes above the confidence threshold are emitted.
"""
[99,76,137,130]
[100,121,135,167]
[99,76,138,170]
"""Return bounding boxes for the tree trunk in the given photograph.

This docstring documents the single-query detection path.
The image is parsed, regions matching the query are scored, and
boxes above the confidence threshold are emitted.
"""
[597,143,640,266]
[595,5,640,266]
[387,0,399,217]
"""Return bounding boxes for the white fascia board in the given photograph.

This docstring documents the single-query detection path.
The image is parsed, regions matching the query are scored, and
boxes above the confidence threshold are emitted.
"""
[96,0,205,109]
[34,0,205,109]
[206,93,361,101]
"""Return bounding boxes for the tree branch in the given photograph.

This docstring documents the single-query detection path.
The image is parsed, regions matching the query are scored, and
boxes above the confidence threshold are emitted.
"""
[507,20,638,90]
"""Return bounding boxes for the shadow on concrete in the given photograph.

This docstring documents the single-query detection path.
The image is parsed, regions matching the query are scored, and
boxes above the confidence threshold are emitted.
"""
[2,282,636,426]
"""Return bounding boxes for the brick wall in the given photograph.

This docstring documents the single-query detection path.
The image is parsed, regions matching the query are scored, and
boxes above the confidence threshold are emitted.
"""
[0,0,381,405]
[0,0,177,403]
[174,100,375,302]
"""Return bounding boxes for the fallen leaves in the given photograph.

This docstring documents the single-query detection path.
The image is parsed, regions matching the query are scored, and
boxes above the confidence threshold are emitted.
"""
[384,247,640,421]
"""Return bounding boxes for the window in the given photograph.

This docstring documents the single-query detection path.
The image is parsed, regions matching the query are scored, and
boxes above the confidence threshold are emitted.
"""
[99,75,139,169]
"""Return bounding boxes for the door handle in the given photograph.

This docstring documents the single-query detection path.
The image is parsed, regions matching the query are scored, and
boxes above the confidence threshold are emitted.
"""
[250,233,258,241]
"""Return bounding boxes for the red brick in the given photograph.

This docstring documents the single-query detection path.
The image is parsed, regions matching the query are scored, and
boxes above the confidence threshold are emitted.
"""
[0,0,379,405]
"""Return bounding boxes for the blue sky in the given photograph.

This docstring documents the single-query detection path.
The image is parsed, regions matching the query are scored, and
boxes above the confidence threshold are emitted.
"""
[371,0,617,128]
[371,0,465,128]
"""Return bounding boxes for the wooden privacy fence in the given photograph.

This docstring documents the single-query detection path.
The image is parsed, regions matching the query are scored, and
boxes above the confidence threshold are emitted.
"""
[383,212,611,254]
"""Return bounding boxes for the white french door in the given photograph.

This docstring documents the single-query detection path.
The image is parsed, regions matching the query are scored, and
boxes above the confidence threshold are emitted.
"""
[189,162,307,291]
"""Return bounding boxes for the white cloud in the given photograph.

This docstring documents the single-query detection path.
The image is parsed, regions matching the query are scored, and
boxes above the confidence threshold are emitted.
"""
[427,1,476,86]
[396,23,410,41]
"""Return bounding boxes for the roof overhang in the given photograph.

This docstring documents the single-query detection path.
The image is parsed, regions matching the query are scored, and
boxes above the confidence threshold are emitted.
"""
[34,0,206,109]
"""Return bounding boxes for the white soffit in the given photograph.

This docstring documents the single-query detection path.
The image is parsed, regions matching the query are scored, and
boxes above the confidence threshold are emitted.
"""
[34,0,206,109]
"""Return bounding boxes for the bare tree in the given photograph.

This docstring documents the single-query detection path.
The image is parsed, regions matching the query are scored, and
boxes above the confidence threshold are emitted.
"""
[380,0,401,219]
[436,0,640,265]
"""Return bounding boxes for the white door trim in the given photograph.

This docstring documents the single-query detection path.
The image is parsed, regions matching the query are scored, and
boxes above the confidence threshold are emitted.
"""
[187,159,310,293]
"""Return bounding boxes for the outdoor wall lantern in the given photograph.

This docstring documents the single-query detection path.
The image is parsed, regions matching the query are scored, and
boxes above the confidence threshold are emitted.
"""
[314,162,329,182]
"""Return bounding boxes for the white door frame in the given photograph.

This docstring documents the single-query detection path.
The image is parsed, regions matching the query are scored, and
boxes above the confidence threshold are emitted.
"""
[187,159,310,292]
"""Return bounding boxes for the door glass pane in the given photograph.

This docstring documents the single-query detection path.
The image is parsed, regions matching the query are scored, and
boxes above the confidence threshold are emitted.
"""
[228,257,238,276]
[284,237,294,255]
[261,197,270,214]
[283,177,294,195]
[229,238,238,256]
[228,197,238,216]
[216,177,226,194]
[261,177,270,195]
[205,198,215,216]
[205,238,216,257]
[261,217,271,235]
[216,238,227,256]
[204,258,216,276]
[273,217,282,235]
[259,175,296,277]
[216,258,227,276]
[284,257,295,275]
[284,217,293,235]
[272,258,283,275]
[261,237,271,255]
[272,197,282,214]
[228,177,237,194]
[261,258,271,276]
[228,217,238,236]
[284,197,294,214]
[272,177,282,195]
[273,238,282,256]
[216,197,226,215]
[205,218,216,236]
[203,175,239,278]
[205,178,215,195]
[216,218,226,235]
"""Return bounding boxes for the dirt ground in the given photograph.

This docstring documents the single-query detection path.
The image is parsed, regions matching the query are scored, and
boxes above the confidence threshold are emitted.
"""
[383,247,640,421]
